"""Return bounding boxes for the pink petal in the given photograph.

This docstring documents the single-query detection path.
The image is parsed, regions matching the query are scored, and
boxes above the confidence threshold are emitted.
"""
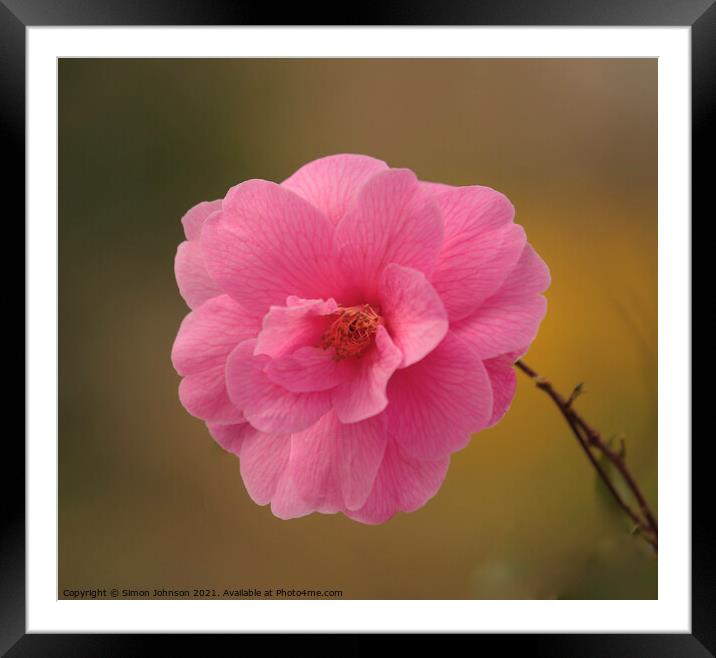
[288,411,387,512]
[432,224,526,322]
[226,339,331,433]
[206,421,255,457]
[239,430,292,505]
[333,169,444,301]
[453,296,548,361]
[505,242,551,296]
[201,180,339,316]
[345,437,450,525]
[387,331,493,460]
[254,297,338,358]
[420,180,455,197]
[483,354,518,427]
[270,470,315,520]
[434,185,514,233]
[175,241,223,310]
[176,199,223,309]
[506,346,530,361]
[282,154,388,225]
[171,295,259,425]
[451,243,550,360]
[331,326,402,424]
[171,294,261,376]
[431,187,525,321]
[181,199,222,241]
[378,263,448,368]
[178,365,243,424]
[265,346,348,393]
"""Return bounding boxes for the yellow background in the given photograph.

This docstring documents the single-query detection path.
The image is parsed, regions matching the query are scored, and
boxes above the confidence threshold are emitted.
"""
[59,59,657,599]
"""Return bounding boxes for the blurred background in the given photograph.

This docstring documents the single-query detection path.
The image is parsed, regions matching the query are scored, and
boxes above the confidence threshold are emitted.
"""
[59,59,657,600]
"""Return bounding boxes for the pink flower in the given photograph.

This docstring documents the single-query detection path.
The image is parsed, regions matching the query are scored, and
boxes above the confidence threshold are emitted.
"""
[171,154,550,523]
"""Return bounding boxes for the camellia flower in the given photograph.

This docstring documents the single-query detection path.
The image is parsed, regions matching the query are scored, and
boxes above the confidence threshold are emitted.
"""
[171,154,550,523]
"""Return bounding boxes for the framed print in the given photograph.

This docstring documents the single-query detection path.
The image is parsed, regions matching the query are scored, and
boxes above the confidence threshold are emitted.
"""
[8,0,706,652]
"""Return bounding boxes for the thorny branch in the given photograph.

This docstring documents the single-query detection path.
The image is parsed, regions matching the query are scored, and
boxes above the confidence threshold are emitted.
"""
[515,360,658,554]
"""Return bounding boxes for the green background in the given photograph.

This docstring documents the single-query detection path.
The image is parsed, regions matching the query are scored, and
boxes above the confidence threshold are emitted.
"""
[59,58,657,599]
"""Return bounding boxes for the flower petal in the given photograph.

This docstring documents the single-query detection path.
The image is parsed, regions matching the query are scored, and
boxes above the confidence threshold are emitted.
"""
[420,180,455,197]
[171,294,261,376]
[226,339,331,433]
[483,354,518,428]
[175,241,223,310]
[254,297,338,358]
[430,187,525,321]
[434,185,514,233]
[181,199,222,241]
[201,180,339,316]
[453,296,548,362]
[333,169,444,301]
[176,199,223,309]
[387,331,493,460]
[206,421,255,457]
[282,154,388,225]
[265,346,348,393]
[270,470,316,520]
[171,295,259,425]
[379,263,448,368]
[288,411,387,512]
[331,326,402,424]
[451,243,550,359]
[178,365,243,424]
[345,437,450,525]
[239,430,292,505]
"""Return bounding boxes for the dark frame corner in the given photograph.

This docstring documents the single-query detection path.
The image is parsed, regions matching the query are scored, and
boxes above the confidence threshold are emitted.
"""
[7,0,707,653]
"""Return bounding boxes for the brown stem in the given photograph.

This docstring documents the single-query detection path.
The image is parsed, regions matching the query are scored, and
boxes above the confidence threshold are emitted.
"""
[515,360,658,554]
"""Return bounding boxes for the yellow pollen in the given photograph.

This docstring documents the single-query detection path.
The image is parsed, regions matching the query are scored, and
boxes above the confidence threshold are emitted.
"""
[320,304,383,360]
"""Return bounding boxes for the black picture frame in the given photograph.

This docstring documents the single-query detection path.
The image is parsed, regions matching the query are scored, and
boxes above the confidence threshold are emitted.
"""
[6,0,706,653]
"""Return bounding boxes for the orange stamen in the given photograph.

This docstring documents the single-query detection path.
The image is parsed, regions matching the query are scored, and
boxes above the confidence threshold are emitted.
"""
[320,304,383,360]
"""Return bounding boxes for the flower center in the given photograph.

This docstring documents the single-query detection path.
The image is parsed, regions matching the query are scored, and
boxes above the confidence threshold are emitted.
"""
[320,304,383,361]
